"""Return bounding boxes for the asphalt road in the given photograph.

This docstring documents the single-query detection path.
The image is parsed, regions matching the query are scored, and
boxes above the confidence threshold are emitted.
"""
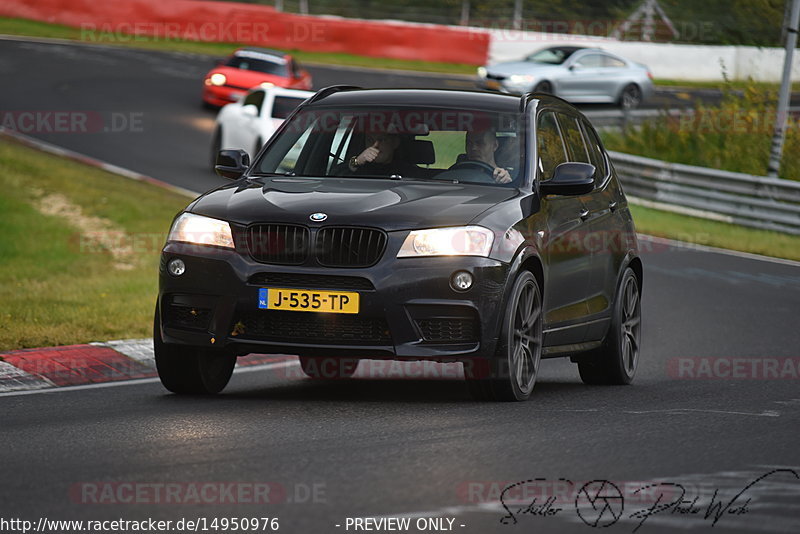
[1,38,709,193]
[1,38,800,533]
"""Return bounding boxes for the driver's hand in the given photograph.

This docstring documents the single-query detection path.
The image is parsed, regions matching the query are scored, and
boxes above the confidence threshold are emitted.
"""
[493,167,512,184]
[355,142,380,166]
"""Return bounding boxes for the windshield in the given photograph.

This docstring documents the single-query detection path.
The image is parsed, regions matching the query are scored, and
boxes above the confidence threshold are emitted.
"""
[254,106,523,186]
[525,47,580,65]
[225,56,287,76]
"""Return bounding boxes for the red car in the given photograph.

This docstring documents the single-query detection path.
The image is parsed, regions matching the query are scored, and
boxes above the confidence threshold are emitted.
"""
[202,48,313,108]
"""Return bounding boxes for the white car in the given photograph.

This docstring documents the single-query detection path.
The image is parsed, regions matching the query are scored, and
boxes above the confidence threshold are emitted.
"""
[211,86,313,168]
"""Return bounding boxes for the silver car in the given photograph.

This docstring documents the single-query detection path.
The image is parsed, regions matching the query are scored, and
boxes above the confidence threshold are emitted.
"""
[477,46,654,109]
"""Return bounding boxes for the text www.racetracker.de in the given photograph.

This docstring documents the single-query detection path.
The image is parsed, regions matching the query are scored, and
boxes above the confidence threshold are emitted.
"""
[0,517,280,533]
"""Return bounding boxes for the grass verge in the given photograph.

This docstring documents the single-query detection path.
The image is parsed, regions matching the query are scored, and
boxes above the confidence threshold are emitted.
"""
[0,140,189,351]
[0,17,477,75]
[629,203,800,262]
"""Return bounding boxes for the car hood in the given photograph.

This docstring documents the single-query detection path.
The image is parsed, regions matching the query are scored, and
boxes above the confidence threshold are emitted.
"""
[207,66,288,88]
[486,61,562,76]
[190,178,517,231]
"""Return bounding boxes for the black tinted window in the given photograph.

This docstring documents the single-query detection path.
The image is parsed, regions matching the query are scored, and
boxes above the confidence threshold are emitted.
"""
[580,120,608,185]
[558,115,590,164]
[243,90,265,113]
[272,96,306,119]
[536,112,567,182]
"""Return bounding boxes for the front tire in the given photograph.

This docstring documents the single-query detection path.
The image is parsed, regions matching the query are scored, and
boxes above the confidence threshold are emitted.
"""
[577,268,641,385]
[533,81,553,94]
[154,310,236,394]
[466,271,542,401]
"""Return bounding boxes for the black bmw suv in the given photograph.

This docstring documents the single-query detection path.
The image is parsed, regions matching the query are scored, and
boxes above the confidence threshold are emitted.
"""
[155,86,642,401]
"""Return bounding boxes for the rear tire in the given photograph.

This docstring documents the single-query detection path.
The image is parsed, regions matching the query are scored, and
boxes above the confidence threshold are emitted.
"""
[153,309,235,394]
[465,271,542,401]
[577,268,641,385]
[299,356,359,379]
[619,83,642,110]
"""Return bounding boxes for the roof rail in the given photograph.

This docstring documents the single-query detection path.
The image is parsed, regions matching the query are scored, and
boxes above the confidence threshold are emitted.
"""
[305,85,363,105]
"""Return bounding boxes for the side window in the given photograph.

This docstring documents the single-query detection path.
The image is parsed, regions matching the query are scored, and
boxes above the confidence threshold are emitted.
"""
[557,114,590,164]
[242,90,265,114]
[271,97,305,119]
[574,54,604,68]
[536,111,567,182]
[580,119,608,185]
[603,55,626,68]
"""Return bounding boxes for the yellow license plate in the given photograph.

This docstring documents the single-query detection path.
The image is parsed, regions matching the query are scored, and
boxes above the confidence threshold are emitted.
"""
[259,288,359,314]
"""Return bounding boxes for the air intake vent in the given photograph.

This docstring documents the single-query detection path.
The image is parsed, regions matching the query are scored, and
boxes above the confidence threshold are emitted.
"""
[316,227,386,267]
[246,224,310,265]
[249,272,375,290]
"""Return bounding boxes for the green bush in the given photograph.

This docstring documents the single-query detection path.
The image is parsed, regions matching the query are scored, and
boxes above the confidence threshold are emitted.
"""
[602,82,800,181]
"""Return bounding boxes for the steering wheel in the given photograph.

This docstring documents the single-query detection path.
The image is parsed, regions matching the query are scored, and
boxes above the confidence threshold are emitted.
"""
[450,160,496,177]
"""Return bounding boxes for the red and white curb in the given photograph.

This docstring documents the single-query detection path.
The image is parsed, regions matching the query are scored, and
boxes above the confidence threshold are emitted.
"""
[0,339,296,394]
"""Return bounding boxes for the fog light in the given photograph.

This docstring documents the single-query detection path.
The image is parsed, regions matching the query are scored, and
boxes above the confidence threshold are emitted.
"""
[167,258,186,276]
[450,271,473,291]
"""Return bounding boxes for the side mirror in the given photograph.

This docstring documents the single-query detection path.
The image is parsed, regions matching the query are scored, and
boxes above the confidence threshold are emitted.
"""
[241,104,258,118]
[215,149,250,179]
[540,162,595,196]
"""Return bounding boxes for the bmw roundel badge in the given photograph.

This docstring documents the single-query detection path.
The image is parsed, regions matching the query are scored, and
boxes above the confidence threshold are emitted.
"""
[309,212,328,222]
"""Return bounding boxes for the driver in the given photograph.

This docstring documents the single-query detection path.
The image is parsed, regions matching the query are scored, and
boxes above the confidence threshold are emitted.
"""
[452,127,513,184]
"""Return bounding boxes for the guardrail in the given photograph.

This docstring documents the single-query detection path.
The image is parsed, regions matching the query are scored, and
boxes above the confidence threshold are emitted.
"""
[608,151,800,235]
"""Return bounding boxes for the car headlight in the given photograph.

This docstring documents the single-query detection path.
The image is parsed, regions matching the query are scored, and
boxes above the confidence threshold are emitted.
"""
[209,73,227,86]
[397,226,494,258]
[508,74,534,85]
[167,213,234,249]
[477,67,487,78]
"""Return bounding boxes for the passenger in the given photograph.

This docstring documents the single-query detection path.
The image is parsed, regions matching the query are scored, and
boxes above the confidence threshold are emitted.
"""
[454,127,513,184]
[347,130,418,177]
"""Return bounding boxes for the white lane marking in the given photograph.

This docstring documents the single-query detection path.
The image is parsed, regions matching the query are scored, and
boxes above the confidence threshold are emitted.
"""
[623,408,780,417]
[0,361,53,392]
[91,338,155,368]
[0,127,200,198]
[630,195,734,223]
[637,234,800,268]
[0,360,299,398]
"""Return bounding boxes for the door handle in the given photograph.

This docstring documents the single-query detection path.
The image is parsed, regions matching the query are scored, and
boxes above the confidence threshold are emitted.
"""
[579,208,590,221]
[609,201,618,212]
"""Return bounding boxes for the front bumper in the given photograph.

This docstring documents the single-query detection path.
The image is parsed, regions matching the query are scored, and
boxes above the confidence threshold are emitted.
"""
[202,85,246,107]
[157,242,511,361]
